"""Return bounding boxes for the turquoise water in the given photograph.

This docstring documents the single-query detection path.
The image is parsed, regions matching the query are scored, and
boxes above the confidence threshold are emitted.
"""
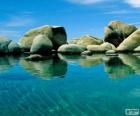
[0,54,140,116]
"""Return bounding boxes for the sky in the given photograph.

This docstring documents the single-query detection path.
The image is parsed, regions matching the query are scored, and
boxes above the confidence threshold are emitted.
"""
[0,0,140,41]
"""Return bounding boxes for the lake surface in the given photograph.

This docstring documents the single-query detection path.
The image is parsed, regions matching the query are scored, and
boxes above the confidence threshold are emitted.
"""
[0,53,140,116]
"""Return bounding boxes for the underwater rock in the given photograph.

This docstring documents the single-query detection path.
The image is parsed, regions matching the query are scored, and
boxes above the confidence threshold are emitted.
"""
[104,21,137,47]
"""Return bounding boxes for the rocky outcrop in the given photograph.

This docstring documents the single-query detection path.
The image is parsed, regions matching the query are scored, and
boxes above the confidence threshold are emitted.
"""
[76,35,103,47]
[68,35,103,47]
[30,35,53,54]
[117,29,140,51]
[8,41,21,54]
[20,25,67,51]
[87,42,116,53]
[104,21,137,47]
[0,36,21,54]
[58,44,86,54]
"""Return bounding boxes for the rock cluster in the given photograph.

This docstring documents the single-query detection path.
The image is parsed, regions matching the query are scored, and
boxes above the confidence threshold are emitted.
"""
[1,20,140,60]
[0,36,21,54]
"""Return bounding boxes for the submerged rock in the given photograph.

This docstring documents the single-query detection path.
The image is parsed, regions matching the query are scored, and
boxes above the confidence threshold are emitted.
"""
[104,21,137,47]
[117,29,140,52]
[30,35,53,54]
[58,44,86,54]
[20,25,67,51]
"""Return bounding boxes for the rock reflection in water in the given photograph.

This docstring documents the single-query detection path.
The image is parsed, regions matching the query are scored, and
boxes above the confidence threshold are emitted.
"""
[80,54,104,67]
[104,56,134,79]
[58,53,84,62]
[20,56,67,80]
[119,54,140,75]
[0,55,19,72]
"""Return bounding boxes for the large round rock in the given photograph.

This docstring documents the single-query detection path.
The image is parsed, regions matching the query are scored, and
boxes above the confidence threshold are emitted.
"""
[30,35,53,54]
[117,29,140,52]
[104,21,137,47]
[20,25,67,51]
[58,44,86,54]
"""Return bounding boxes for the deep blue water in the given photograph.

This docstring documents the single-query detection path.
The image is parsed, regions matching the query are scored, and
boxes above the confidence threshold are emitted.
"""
[0,54,140,116]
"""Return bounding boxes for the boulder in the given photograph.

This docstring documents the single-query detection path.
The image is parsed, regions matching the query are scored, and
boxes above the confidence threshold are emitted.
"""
[20,25,67,51]
[87,42,116,53]
[104,21,137,47]
[105,50,117,56]
[76,35,103,47]
[58,44,86,54]
[0,36,11,53]
[117,29,140,52]
[134,46,140,52]
[30,35,53,54]
[8,41,21,54]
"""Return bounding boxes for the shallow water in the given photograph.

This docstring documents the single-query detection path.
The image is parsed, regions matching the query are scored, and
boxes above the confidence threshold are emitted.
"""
[0,54,140,116]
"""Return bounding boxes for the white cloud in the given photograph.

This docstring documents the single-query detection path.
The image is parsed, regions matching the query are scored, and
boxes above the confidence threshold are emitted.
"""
[104,10,129,14]
[125,0,140,8]
[6,16,34,27]
[0,12,35,40]
[66,0,106,5]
